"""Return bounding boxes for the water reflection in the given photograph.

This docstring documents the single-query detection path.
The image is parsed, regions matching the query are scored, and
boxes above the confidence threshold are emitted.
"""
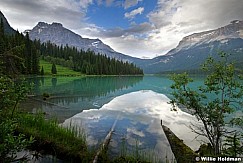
[26,76,143,96]
[51,77,57,88]
[63,90,205,161]
[21,76,143,121]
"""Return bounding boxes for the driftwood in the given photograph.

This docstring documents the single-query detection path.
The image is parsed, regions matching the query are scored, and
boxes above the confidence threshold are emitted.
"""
[93,114,119,163]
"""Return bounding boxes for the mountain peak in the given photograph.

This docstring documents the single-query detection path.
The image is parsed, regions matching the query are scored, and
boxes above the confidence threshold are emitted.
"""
[36,22,63,28]
[37,22,48,26]
[172,20,243,53]
[51,22,63,27]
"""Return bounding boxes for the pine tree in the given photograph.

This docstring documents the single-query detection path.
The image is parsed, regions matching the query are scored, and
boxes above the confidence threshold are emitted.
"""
[24,32,32,74]
[31,45,39,74]
[51,63,57,74]
[40,66,44,75]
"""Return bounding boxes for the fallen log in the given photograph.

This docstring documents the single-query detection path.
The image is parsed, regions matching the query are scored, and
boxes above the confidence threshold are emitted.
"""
[93,114,119,163]
[162,124,198,163]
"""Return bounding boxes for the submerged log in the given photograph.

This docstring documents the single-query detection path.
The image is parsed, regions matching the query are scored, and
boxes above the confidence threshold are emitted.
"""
[93,115,119,163]
[28,96,71,110]
[162,124,198,163]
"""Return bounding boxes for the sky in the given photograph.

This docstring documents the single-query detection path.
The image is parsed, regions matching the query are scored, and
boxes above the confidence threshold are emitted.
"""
[0,0,243,59]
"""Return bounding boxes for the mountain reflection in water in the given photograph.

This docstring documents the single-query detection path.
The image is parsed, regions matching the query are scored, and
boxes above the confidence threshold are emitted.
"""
[63,90,205,161]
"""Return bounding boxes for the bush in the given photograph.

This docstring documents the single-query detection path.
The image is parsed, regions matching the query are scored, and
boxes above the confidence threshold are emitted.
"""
[0,119,34,162]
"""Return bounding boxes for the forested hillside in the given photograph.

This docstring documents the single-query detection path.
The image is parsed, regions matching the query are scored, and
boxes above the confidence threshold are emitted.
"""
[0,17,143,76]
[39,41,143,75]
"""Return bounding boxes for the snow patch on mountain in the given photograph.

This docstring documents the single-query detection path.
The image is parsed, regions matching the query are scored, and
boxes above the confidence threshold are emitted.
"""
[239,30,243,37]
[168,20,243,55]
[220,39,228,44]
[91,41,100,48]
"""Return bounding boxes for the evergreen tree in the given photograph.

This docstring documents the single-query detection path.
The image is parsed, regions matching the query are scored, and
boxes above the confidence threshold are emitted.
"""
[31,45,39,74]
[40,66,44,75]
[51,63,57,74]
[24,32,32,74]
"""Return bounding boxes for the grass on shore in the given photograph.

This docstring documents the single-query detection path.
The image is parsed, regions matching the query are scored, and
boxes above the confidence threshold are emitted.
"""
[40,60,82,76]
[16,111,167,162]
[16,112,92,162]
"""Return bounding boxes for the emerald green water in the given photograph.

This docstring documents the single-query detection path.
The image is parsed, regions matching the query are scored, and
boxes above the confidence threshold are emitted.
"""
[22,75,176,121]
[20,75,242,162]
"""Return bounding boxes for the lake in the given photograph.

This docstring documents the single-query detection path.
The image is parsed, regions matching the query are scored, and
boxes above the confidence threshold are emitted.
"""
[21,75,241,162]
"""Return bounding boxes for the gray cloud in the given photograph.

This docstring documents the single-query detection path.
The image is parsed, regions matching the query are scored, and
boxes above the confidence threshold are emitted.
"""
[0,0,89,31]
[98,22,155,38]
[149,0,243,30]
[147,0,179,29]
[124,0,142,9]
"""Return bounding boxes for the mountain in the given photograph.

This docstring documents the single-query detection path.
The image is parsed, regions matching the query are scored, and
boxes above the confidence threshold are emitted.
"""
[140,20,243,73]
[26,22,141,63]
[6,10,242,74]
[0,11,15,35]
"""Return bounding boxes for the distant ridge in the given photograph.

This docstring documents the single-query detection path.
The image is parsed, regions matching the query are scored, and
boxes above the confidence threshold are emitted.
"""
[139,20,243,73]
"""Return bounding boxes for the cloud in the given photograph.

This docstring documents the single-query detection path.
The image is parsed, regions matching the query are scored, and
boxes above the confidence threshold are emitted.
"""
[149,0,243,31]
[0,0,92,31]
[124,0,142,9]
[124,7,144,19]
[101,36,152,58]
[86,22,155,38]
[147,0,179,29]
[100,28,175,58]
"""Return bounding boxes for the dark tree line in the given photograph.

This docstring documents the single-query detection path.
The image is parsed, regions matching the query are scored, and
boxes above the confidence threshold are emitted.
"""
[0,18,39,75]
[39,41,143,75]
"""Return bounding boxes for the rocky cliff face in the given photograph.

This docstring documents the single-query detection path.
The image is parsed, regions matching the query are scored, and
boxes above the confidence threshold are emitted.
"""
[26,22,141,63]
